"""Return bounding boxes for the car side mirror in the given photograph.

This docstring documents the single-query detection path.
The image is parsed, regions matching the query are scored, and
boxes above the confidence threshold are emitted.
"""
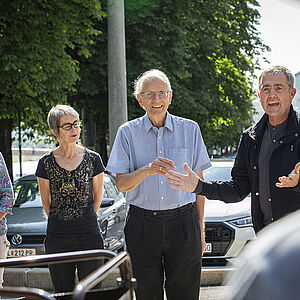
[100,198,114,208]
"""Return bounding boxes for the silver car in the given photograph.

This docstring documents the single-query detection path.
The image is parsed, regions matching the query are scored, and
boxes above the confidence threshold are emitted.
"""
[6,173,127,257]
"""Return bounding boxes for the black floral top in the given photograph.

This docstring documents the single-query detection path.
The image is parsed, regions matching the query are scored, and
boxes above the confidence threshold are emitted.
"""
[35,148,105,234]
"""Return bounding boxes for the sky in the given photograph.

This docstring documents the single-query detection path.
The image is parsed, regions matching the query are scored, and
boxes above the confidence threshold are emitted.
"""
[256,0,300,81]
[252,0,300,119]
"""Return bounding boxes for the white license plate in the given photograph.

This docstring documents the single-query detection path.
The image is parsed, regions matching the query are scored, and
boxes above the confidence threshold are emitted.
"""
[204,243,212,253]
[7,248,36,257]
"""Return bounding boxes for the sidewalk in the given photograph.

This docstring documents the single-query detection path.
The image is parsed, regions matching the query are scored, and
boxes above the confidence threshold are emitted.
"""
[4,266,235,290]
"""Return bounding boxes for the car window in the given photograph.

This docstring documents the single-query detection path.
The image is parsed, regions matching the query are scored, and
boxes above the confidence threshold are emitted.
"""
[204,167,232,181]
[103,175,118,199]
[14,180,40,206]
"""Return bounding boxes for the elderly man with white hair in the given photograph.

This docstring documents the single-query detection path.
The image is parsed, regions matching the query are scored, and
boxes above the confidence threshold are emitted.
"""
[106,69,211,300]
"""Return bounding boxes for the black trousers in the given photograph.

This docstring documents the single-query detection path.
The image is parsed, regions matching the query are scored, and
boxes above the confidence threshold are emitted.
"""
[125,203,202,300]
[44,233,104,292]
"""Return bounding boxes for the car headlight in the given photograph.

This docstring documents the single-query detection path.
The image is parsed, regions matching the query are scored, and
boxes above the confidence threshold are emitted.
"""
[229,216,252,228]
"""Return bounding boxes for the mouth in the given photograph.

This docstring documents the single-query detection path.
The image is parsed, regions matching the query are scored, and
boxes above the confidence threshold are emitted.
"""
[71,134,77,138]
[268,101,280,107]
[152,105,163,109]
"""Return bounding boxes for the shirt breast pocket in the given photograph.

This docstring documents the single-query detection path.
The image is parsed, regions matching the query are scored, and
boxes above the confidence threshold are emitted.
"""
[168,148,190,173]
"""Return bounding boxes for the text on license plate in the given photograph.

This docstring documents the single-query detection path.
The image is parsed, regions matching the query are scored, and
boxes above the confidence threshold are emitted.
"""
[7,248,36,257]
[204,243,212,253]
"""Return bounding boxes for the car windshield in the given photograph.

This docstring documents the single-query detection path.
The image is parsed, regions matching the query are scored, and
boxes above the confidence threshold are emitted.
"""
[13,174,121,208]
[204,166,232,182]
[14,180,41,207]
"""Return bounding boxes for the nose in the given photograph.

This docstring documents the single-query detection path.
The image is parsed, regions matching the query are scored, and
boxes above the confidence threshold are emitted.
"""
[70,125,77,131]
[152,93,160,100]
[268,88,279,98]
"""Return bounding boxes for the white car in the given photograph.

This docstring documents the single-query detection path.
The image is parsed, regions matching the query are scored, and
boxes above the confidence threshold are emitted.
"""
[202,160,256,266]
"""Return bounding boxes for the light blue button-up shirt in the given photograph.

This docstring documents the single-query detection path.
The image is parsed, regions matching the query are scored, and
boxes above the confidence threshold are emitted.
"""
[106,112,211,210]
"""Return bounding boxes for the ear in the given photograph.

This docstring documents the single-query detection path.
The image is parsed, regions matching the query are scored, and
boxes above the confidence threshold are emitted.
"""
[136,94,144,108]
[290,88,296,100]
[168,91,173,105]
[50,128,57,139]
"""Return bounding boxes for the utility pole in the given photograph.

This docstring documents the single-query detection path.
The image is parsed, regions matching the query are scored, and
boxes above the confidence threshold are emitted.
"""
[108,0,128,149]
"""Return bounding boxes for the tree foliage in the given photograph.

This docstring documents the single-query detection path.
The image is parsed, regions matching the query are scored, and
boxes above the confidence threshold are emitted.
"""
[0,0,268,175]
[0,0,105,175]
[62,0,269,163]
[0,0,105,130]
[124,0,268,149]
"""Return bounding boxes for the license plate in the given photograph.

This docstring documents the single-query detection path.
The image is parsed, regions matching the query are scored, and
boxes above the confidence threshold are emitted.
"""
[7,248,36,257]
[204,243,212,253]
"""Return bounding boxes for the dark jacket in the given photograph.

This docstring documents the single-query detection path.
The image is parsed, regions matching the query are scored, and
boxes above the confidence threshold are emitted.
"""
[201,106,300,232]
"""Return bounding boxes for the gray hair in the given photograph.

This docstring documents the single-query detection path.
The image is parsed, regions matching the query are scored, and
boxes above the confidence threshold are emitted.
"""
[47,104,80,131]
[259,66,295,90]
[133,69,172,99]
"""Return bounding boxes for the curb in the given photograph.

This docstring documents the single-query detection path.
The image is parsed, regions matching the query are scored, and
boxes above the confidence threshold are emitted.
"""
[3,266,236,290]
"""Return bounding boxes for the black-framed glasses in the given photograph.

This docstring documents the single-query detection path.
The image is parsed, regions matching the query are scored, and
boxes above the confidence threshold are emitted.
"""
[140,91,169,100]
[57,120,81,131]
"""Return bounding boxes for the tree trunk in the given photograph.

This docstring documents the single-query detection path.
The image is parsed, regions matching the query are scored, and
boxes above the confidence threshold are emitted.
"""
[82,102,96,151]
[0,118,13,180]
[95,134,108,167]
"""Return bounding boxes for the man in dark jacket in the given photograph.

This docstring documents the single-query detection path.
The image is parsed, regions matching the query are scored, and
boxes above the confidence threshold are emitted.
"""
[165,65,300,233]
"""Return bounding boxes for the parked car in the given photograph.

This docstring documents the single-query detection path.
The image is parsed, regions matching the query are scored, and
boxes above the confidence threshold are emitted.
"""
[7,160,255,267]
[6,173,127,257]
[202,160,256,265]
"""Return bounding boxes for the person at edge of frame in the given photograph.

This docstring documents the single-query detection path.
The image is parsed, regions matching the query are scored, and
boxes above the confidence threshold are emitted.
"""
[0,152,15,288]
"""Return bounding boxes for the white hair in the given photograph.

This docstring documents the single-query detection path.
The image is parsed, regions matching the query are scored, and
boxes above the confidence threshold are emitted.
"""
[133,69,172,100]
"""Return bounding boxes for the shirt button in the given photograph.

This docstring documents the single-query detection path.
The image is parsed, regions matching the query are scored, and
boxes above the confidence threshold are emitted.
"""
[255,192,259,196]
[161,181,164,184]
[253,166,257,170]
[161,197,164,200]
[273,140,276,143]
[296,133,299,137]
[153,212,157,216]
[271,217,274,221]
[279,140,283,144]
[159,151,162,154]
[268,198,272,202]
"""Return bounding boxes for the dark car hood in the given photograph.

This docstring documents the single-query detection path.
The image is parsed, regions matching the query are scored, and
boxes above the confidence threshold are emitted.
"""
[6,207,47,234]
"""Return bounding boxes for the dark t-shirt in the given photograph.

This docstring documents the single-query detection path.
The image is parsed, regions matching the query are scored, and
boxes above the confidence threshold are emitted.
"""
[35,148,105,235]
[258,120,287,226]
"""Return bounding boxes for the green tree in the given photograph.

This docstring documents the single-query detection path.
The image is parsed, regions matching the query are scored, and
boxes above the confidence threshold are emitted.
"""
[71,0,268,162]
[125,0,268,151]
[0,0,105,177]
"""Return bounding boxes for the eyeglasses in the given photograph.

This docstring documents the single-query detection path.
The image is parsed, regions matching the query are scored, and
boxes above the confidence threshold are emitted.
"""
[140,91,169,100]
[57,120,81,131]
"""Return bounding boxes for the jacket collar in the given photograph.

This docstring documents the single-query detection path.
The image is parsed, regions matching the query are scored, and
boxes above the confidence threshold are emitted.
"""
[248,105,299,141]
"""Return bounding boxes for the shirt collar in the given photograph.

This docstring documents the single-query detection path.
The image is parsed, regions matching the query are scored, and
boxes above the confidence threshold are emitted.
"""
[143,111,174,133]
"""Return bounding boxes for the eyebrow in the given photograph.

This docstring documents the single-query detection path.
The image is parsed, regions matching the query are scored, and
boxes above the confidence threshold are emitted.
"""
[143,90,167,93]
[60,120,79,125]
[261,83,285,88]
